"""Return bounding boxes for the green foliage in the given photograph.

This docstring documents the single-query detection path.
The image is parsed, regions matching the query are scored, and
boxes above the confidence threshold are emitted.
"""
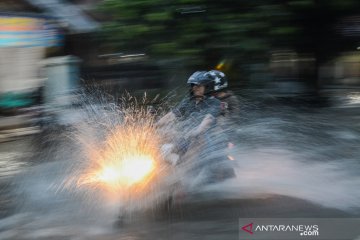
[287,0,314,8]
[270,27,299,36]
[98,0,360,67]
[150,42,178,55]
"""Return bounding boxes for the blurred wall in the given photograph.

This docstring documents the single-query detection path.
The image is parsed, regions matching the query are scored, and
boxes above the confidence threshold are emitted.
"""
[319,52,360,87]
[0,47,45,93]
[0,15,61,94]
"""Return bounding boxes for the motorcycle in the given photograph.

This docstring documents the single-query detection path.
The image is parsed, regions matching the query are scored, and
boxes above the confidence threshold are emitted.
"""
[156,128,237,210]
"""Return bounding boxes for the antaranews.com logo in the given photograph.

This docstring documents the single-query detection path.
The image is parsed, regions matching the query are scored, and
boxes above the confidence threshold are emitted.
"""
[239,218,360,240]
[241,222,319,237]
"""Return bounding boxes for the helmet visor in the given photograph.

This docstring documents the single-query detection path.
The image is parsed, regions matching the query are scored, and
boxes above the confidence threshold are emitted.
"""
[190,83,203,87]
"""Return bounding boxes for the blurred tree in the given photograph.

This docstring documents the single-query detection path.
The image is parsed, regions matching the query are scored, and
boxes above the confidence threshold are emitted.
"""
[98,0,296,66]
[98,0,360,84]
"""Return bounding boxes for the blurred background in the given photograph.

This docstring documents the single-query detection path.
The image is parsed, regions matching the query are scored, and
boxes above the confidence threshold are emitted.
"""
[0,0,360,119]
[0,1,360,239]
[1,0,360,117]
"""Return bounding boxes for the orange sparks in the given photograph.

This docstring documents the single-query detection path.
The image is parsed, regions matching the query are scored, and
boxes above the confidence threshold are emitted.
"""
[76,107,163,193]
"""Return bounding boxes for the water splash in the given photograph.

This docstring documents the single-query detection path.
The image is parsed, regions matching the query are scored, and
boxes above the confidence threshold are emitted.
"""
[200,147,360,211]
[1,91,360,239]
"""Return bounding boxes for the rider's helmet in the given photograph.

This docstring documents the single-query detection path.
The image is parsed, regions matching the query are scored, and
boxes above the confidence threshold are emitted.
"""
[187,71,214,96]
[207,70,228,92]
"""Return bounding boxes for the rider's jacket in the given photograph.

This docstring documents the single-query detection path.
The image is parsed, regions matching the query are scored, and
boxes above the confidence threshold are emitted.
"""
[172,95,221,123]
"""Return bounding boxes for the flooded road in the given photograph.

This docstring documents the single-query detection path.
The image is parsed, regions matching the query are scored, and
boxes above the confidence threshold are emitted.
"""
[1,94,360,240]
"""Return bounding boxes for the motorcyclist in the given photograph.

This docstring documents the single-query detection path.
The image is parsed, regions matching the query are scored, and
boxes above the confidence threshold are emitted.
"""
[157,71,235,183]
[157,71,222,142]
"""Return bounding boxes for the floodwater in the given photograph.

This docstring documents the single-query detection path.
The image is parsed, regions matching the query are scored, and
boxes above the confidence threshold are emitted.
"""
[0,92,360,240]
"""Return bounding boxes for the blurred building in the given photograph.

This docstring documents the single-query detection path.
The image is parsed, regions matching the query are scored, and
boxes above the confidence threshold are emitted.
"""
[0,14,60,109]
[320,15,360,88]
[268,50,317,97]
[0,0,99,111]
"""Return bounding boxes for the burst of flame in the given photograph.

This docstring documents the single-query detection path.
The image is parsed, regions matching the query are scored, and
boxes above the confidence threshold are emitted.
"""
[97,155,154,186]
[76,104,164,193]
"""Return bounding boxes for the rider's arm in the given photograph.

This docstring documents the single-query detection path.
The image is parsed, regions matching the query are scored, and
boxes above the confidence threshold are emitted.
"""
[156,98,188,127]
[156,111,176,127]
[190,114,215,137]
[189,97,221,138]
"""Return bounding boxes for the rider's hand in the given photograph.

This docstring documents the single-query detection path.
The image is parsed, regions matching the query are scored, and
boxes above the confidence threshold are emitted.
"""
[187,128,201,140]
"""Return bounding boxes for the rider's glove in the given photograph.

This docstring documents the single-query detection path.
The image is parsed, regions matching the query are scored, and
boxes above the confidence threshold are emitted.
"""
[187,128,201,140]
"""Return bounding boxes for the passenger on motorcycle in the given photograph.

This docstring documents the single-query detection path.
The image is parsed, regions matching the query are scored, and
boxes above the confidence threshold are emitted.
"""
[205,70,239,180]
[207,70,240,122]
